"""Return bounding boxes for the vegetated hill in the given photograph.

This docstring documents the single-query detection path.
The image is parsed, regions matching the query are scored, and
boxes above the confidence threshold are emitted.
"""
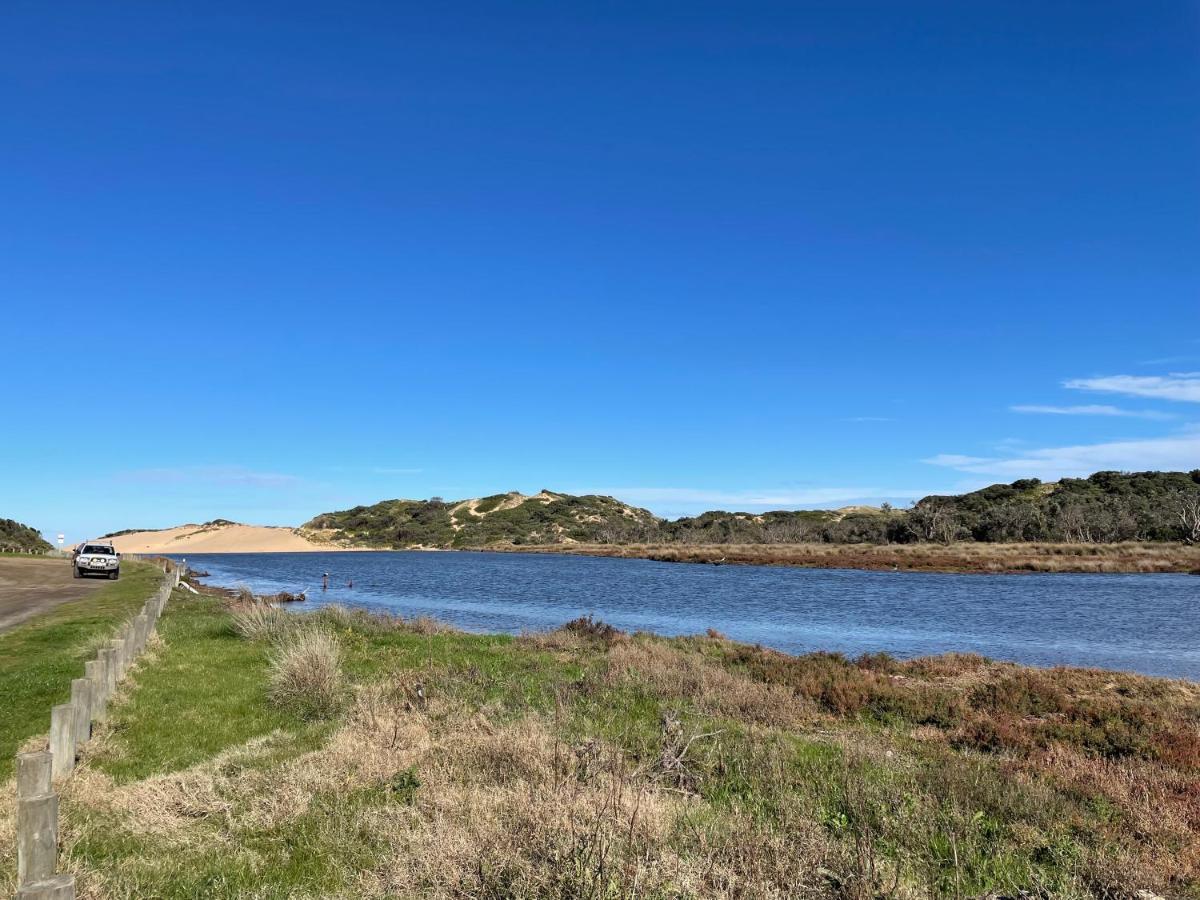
[0,518,53,553]
[305,471,1200,549]
[915,469,1200,544]
[304,490,661,548]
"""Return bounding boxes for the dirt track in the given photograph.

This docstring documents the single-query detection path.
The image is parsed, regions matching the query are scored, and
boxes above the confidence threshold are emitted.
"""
[0,557,106,633]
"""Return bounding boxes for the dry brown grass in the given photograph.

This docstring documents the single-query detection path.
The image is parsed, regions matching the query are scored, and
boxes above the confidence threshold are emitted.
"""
[67,691,434,845]
[513,541,1200,574]
[603,638,816,729]
[361,716,836,899]
[1021,744,1200,888]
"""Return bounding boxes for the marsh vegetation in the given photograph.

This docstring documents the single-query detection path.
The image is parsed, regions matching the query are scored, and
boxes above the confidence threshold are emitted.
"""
[3,583,1195,898]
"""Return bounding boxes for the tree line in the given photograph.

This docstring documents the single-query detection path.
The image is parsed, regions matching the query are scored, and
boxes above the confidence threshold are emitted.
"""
[595,471,1200,546]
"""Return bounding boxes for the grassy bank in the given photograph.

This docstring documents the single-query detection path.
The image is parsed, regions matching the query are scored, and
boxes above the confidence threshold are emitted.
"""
[3,586,1196,898]
[0,561,163,779]
[507,541,1200,574]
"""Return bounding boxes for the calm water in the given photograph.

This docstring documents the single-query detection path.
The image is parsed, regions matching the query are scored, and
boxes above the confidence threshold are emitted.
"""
[171,550,1200,680]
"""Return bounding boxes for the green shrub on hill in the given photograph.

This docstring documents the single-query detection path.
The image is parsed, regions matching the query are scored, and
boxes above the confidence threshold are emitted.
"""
[917,469,1200,544]
[0,518,52,553]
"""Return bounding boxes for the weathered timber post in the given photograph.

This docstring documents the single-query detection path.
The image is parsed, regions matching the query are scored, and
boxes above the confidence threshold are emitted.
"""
[122,624,135,666]
[16,792,58,884]
[49,705,74,778]
[16,873,76,899]
[108,638,125,681]
[16,751,52,799]
[70,678,91,748]
[85,660,107,723]
[99,647,117,695]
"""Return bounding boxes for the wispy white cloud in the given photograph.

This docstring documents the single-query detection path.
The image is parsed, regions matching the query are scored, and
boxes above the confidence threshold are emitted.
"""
[923,433,1200,480]
[1010,404,1173,420]
[1064,374,1200,403]
[116,466,302,487]
[922,455,993,468]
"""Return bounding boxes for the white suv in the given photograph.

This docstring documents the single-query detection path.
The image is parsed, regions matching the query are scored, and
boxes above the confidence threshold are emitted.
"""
[73,543,121,580]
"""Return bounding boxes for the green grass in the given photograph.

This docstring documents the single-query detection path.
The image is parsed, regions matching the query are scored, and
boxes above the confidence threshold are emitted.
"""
[25,596,1197,899]
[0,561,163,779]
[90,592,327,782]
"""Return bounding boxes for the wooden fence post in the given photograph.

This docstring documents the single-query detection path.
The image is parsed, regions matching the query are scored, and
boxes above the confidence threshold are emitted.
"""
[49,705,74,778]
[15,751,52,799]
[16,873,76,899]
[85,660,107,723]
[16,792,58,884]
[99,647,117,694]
[108,638,125,681]
[70,678,91,748]
[123,624,135,666]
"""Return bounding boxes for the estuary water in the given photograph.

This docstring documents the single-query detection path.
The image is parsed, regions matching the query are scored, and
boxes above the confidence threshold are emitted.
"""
[172,550,1200,680]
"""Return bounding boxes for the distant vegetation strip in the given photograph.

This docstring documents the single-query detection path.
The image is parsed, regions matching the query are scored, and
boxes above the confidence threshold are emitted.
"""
[510,541,1200,574]
[303,470,1200,552]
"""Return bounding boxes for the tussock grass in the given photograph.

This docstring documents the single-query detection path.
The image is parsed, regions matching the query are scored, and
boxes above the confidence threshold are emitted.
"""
[229,600,294,643]
[268,626,344,721]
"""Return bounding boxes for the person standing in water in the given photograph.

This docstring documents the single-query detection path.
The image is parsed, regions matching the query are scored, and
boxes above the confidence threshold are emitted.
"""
[322,572,329,591]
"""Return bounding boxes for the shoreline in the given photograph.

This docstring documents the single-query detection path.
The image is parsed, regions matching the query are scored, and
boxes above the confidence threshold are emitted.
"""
[185,571,1199,683]
[170,540,1200,575]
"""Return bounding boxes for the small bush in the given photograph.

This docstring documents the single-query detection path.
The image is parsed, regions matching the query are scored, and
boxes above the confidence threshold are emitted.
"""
[563,615,625,644]
[268,627,343,720]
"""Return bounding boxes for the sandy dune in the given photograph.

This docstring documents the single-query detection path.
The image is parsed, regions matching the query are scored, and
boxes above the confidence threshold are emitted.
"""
[108,523,345,554]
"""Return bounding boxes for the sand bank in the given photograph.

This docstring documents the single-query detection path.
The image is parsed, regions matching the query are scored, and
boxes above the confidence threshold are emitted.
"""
[107,523,355,554]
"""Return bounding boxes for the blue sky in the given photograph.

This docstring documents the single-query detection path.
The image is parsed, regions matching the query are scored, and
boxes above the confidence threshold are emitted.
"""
[3,1,1198,541]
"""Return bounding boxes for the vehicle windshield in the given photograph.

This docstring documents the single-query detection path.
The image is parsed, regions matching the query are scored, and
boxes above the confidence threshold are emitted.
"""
[82,545,114,555]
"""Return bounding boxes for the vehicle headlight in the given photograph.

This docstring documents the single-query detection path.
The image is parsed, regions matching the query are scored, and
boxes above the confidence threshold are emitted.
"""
[107,559,118,566]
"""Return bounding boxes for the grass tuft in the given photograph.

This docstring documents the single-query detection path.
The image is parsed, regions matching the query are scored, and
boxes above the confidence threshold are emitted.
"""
[229,601,292,643]
[268,626,344,721]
